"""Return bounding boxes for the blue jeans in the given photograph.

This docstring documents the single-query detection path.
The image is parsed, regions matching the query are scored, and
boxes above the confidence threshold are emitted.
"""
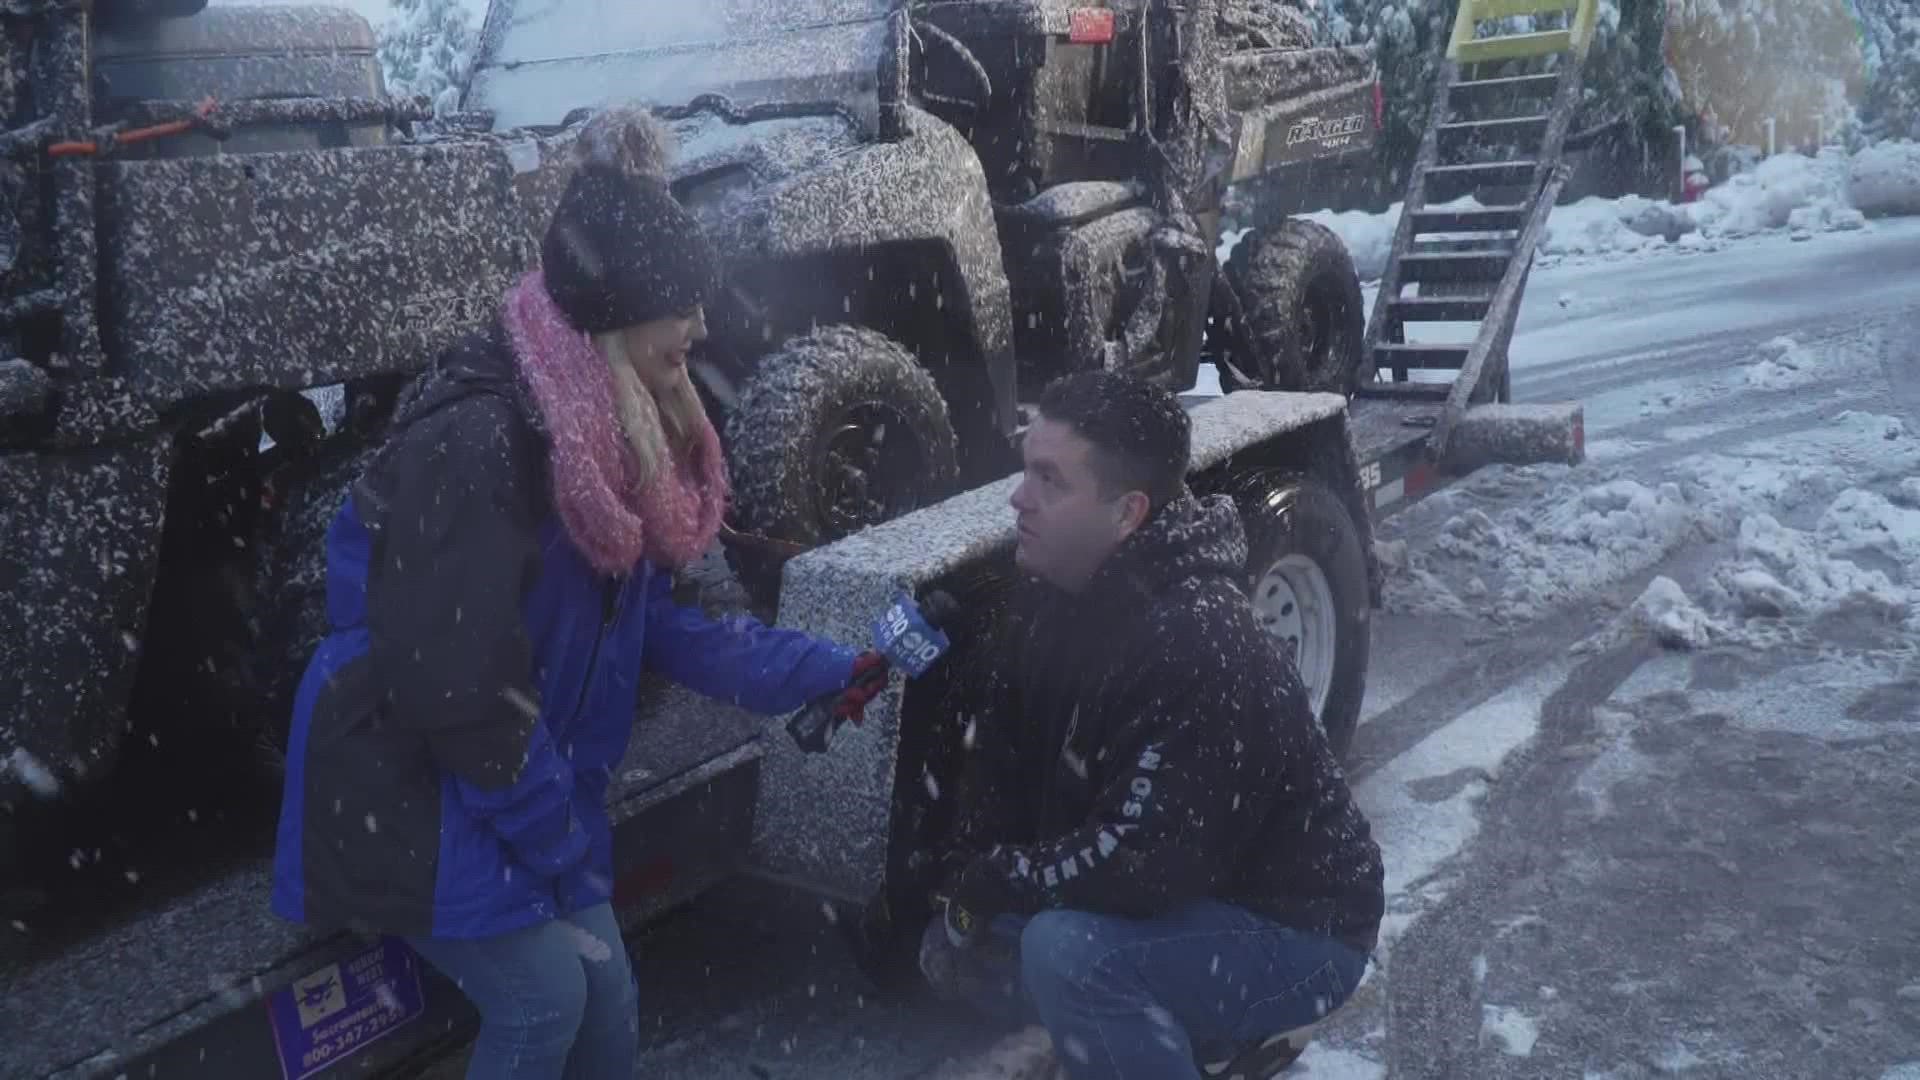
[404,903,638,1080]
[924,900,1369,1080]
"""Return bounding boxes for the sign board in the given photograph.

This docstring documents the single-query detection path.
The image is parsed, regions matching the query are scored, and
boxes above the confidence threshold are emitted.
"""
[267,937,428,1079]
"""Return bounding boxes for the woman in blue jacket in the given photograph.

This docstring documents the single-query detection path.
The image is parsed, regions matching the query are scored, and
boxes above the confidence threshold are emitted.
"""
[269,109,883,1079]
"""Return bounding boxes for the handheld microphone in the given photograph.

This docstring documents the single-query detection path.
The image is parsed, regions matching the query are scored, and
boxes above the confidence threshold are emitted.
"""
[785,589,960,754]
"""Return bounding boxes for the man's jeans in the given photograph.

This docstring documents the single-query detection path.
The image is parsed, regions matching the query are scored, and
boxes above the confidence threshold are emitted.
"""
[404,903,639,1080]
[923,900,1370,1080]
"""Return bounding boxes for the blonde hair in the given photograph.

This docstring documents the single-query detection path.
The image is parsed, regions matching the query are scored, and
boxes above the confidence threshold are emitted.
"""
[596,329,711,488]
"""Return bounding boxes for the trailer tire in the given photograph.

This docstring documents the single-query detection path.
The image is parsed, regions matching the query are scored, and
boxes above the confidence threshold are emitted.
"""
[723,326,960,605]
[1231,471,1370,760]
[1220,219,1366,397]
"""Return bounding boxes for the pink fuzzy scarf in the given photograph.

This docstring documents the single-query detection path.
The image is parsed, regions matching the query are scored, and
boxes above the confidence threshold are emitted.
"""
[500,269,727,575]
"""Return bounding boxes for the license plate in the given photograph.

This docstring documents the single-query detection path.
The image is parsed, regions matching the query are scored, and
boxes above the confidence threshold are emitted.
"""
[267,936,427,1079]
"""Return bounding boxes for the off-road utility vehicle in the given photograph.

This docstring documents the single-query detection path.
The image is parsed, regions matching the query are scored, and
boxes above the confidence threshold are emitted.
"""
[461,0,1386,597]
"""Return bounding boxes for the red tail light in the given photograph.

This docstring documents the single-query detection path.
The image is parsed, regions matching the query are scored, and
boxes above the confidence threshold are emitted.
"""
[1068,7,1116,44]
[1373,80,1385,127]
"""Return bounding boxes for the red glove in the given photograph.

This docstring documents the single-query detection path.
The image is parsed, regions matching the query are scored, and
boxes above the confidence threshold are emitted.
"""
[834,650,890,726]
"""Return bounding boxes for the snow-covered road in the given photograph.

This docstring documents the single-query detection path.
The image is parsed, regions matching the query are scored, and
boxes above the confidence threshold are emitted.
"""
[1309,216,1920,1079]
[436,221,1920,1080]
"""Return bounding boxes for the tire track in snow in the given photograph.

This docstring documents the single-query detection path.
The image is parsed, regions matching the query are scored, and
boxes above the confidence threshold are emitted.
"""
[1515,318,1892,409]
[1593,394,1889,479]
[1380,637,1658,1080]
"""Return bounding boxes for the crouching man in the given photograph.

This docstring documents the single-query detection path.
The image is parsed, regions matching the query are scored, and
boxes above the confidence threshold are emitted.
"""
[922,371,1386,1079]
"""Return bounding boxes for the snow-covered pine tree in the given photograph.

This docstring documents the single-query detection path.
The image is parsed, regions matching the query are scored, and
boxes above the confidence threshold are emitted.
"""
[1566,1,1689,191]
[377,0,479,115]
[1315,0,1453,200]
[1666,0,1864,152]
[1311,1,1681,201]
[1851,0,1920,142]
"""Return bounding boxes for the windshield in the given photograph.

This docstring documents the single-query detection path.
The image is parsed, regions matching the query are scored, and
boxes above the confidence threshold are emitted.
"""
[464,0,895,132]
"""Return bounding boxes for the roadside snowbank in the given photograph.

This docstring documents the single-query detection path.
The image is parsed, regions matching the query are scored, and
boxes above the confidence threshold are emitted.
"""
[1849,140,1920,217]
[1687,149,1866,238]
[1378,323,1920,638]
[1220,147,1903,280]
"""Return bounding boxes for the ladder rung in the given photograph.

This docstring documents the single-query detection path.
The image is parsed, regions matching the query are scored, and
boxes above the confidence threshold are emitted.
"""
[1410,205,1531,232]
[1453,29,1573,63]
[1410,236,1519,255]
[1398,250,1513,283]
[1438,115,1551,143]
[1389,295,1495,322]
[1449,73,1560,101]
[1427,160,1538,182]
[1424,160,1539,200]
[1374,342,1472,370]
[1468,0,1577,19]
[1357,379,1455,401]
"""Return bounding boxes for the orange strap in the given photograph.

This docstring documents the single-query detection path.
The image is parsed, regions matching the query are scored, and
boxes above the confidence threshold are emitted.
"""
[47,97,217,158]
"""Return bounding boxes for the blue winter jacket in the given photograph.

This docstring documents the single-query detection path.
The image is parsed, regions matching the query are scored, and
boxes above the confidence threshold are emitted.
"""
[269,325,856,940]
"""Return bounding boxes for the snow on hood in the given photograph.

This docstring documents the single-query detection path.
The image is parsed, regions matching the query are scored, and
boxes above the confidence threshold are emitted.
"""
[464,0,891,132]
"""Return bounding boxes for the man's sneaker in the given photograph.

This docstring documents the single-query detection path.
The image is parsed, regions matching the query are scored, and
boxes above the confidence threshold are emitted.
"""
[1198,1025,1314,1079]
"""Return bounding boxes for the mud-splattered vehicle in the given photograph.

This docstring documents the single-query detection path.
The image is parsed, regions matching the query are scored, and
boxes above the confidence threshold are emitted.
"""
[457,0,1386,596]
[0,0,1383,871]
[0,0,1593,1073]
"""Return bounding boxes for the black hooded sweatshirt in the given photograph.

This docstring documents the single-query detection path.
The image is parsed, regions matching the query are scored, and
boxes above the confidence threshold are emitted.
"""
[948,491,1385,954]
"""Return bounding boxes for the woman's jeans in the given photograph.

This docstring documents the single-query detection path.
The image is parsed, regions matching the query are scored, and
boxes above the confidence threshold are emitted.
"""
[404,903,638,1080]
[922,899,1370,1080]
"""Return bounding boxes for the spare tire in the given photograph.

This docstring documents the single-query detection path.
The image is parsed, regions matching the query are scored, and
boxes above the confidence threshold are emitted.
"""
[723,325,960,605]
[1219,218,1366,396]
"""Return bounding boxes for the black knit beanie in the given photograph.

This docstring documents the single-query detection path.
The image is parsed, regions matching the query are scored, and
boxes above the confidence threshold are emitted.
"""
[540,162,720,334]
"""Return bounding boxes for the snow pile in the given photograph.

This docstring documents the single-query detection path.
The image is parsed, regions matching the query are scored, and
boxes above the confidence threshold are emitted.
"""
[1223,147,1907,282]
[1686,150,1866,238]
[1848,140,1920,217]
[1628,576,1723,650]
[1392,469,1700,623]
[1299,202,1403,281]
[1700,489,1918,633]
[1541,195,1690,256]
[1740,335,1821,390]
[1386,396,1920,638]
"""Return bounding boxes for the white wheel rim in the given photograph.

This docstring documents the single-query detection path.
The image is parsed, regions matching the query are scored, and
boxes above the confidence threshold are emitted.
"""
[1251,553,1337,721]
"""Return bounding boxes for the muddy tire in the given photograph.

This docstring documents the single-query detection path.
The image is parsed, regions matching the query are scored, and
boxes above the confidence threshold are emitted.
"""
[723,326,960,605]
[1226,470,1371,760]
[1220,219,1366,396]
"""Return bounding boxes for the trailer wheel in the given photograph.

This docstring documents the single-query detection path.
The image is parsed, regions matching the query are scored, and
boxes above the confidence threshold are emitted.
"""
[1231,472,1371,759]
[723,326,960,605]
[1219,219,1366,397]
